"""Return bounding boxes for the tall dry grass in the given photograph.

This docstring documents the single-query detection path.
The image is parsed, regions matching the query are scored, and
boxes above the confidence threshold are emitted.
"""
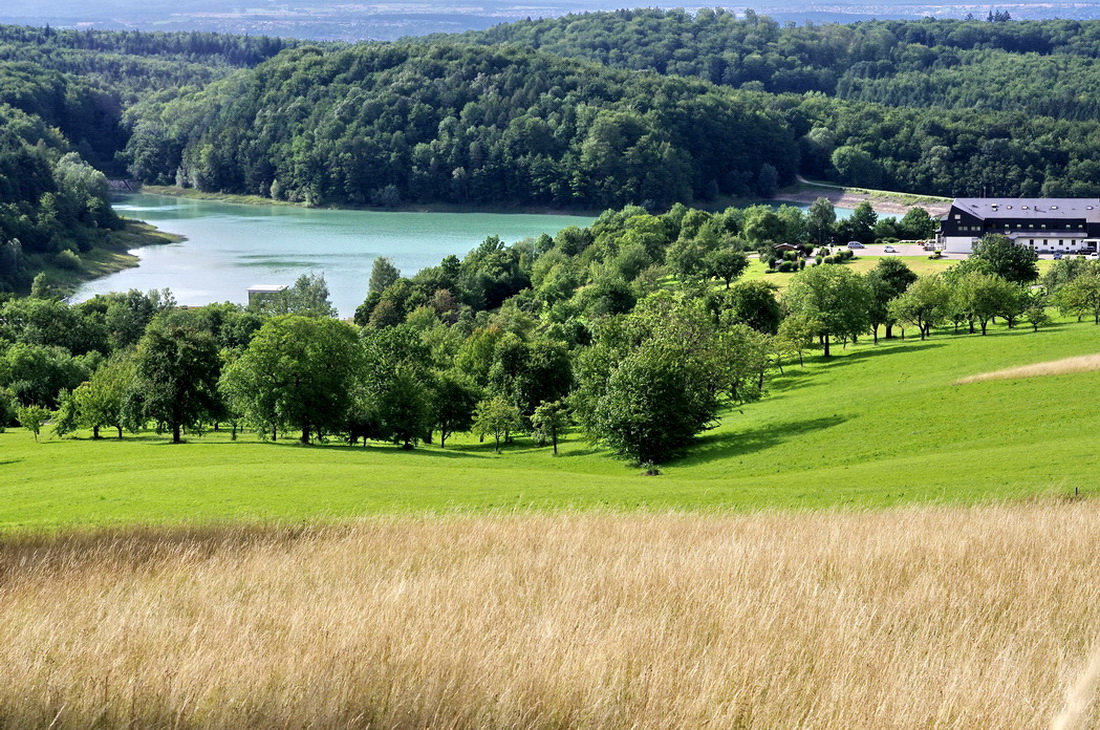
[1,503,1099,729]
[956,353,1100,384]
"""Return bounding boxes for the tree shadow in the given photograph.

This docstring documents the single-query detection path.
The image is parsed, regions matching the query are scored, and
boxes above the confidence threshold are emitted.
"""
[674,414,848,467]
[811,340,945,368]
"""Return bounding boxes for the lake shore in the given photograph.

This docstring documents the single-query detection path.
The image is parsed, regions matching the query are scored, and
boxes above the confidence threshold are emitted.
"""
[45,219,184,298]
[139,185,604,218]
[140,182,951,219]
[771,178,952,217]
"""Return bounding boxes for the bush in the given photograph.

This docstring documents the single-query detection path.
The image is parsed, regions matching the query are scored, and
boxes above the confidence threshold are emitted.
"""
[777,260,795,272]
[54,250,82,271]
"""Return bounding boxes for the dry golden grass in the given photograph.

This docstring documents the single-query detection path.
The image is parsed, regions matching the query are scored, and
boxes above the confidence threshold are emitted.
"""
[2,503,1099,729]
[956,353,1100,384]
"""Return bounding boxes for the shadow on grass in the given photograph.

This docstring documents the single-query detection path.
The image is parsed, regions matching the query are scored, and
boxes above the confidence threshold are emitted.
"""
[808,340,945,369]
[674,414,848,467]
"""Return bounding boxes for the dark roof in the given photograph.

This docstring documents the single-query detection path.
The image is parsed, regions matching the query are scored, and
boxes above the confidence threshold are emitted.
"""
[949,198,1100,222]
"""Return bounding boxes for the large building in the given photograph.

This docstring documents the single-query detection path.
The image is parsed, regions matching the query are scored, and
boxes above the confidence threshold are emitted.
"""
[937,198,1100,254]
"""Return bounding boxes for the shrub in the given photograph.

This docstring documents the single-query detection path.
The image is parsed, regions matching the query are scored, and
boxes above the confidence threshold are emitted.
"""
[54,250,82,271]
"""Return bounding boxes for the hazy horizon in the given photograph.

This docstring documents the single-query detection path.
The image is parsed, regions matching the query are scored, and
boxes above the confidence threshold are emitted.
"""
[6,0,1100,42]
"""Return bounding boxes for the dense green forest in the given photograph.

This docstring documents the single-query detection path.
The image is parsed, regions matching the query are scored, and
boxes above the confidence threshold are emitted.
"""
[122,43,798,208]
[111,14,1100,205]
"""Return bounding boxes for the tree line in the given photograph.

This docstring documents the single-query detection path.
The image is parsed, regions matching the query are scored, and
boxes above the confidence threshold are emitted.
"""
[1,200,1085,464]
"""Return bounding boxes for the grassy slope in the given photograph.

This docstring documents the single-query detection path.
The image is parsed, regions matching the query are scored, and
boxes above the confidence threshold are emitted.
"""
[2,313,1098,529]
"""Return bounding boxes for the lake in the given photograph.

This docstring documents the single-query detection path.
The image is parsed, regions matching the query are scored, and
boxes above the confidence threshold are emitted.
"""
[74,194,596,317]
[74,194,853,317]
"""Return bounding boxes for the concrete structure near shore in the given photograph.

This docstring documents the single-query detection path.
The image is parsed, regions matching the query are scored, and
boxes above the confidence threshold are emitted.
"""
[937,198,1100,254]
[247,284,287,308]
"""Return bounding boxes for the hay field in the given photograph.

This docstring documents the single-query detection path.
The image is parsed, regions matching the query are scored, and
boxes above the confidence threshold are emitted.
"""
[956,352,1100,384]
[2,502,1099,729]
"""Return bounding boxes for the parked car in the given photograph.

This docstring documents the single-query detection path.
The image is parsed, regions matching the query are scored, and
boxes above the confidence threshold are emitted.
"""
[847,241,865,249]
[883,245,897,253]
[1053,252,1064,260]
[1090,252,1099,260]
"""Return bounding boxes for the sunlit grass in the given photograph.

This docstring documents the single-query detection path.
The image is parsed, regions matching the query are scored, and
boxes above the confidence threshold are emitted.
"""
[0,504,1097,729]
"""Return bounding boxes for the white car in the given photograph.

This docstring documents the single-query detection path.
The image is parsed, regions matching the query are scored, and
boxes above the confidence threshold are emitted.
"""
[1090,252,1099,260]
[883,245,897,253]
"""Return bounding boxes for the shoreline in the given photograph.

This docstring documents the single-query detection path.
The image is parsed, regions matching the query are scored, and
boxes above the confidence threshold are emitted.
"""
[771,179,952,217]
[138,182,951,219]
[138,185,604,218]
[44,219,184,299]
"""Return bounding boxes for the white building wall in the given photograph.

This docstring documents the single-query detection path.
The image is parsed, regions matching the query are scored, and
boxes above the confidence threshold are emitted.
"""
[942,236,978,254]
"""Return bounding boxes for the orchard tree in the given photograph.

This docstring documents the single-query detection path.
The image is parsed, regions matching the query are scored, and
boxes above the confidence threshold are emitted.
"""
[531,400,570,455]
[806,197,835,247]
[68,356,133,438]
[866,258,918,342]
[124,320,222,443]
[474,396,521,453]
[971,234,1039,284]
[889,275,950,339]
[704,245,749,289]
[784,265,871,356]
[16,404,50,441]
[374,363,432,449]
[432,370,481,448]
[1054,272,1100,324]
[221,315,360,443]
[574,294,724,464]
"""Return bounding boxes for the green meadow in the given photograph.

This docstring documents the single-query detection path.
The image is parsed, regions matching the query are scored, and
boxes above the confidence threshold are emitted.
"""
[3,315,1098,529]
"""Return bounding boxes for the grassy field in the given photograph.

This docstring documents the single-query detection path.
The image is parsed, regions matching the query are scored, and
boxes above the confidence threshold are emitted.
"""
[1,503,1097,729]
[3,313,1099,528]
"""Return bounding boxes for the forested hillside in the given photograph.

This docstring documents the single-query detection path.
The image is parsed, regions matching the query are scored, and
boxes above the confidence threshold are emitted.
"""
[122,43,798,209]
[0,27,299,292]
[455,11,1100,197]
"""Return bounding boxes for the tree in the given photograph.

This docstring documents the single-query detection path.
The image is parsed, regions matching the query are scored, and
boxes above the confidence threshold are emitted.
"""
[574,294,725,464]
[784,265,871,356]
[844,201,877,244]
[251,274,337,318]
[432,370,481,448]
[777,312,819,366]
[712,279,781,334]
[125,320,222,443]
[374,363,432,449]
[1025,303,1052,332]
[16,404,50,441]
[971,234,1039,284]
[704,245,749,289]
[806,197,835,247]
[0,387,15,432]
[586,338,719,464]
[67,356,133,438]
[369,256,400,294]
[889,275,950,340]
[221,315,360,443]
[898,207,936,240]
[1054,273,1100,324]
[473,396,521,453]
[531,400,569,455]
[865,258,918,342]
